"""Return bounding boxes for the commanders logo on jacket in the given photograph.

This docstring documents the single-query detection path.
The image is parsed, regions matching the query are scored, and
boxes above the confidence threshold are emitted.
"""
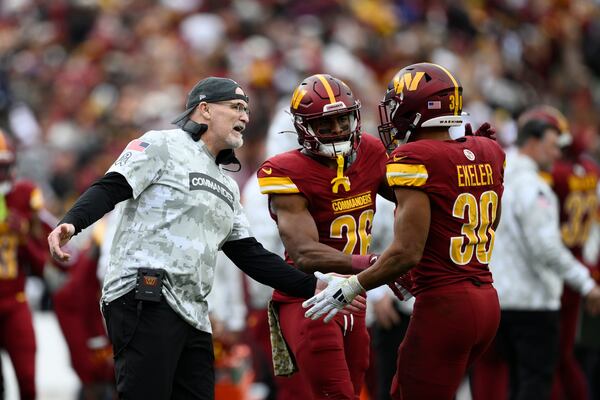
[189,173,234,210]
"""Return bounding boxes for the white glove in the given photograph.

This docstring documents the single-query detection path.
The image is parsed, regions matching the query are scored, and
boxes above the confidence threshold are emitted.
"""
[302,272,364,323]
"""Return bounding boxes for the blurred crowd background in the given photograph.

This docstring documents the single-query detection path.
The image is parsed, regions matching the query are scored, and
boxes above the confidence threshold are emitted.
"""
[3,0,600,213]
[2,0,600,399]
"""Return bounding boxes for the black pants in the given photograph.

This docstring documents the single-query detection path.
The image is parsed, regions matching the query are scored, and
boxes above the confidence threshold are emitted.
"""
[102,290,215,400]
[371,306,411,400]
[496,310,560,400]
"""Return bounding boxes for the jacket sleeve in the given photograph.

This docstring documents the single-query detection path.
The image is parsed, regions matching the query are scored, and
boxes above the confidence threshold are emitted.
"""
[221,237,317,298]
[59,172,133,235]
[517,187,595,295]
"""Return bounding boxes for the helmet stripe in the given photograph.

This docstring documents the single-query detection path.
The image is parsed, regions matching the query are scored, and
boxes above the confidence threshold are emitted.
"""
[427,63,460,116]
[291,87,307,109]
[316,74,337,104]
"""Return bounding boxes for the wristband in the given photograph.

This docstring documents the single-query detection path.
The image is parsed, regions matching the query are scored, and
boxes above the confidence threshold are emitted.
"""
[351,254,379,273]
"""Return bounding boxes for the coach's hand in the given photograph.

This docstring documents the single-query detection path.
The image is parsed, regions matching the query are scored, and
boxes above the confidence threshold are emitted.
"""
[304,272,365,323]
[47,223,75,262]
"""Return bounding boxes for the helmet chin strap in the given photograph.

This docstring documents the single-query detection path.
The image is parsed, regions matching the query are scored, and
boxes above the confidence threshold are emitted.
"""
[399,113,422,145]
[330,154,351,193]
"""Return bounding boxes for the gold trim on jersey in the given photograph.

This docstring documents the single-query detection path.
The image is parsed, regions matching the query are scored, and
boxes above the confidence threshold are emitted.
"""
[386,163,428,187]
[258,177,300,194]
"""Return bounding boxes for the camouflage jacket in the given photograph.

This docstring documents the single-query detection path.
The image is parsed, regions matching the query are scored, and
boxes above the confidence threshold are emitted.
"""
[101,129,251,333]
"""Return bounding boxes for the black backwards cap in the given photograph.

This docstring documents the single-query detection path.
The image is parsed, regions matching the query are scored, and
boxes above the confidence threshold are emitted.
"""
[171,77,248,171]
[171,77,249,127]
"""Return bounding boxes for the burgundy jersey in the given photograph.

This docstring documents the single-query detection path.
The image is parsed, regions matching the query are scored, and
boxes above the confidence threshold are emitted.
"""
[387,136,505,295]
[258,134,387,303]
[551,156,600,262]
[0,180,46,300]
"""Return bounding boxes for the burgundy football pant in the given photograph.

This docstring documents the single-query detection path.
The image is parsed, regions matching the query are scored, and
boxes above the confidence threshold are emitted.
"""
[470,336,508,400]
[391,281,500,400]
[0,296,36,400]
[278,301,370,400]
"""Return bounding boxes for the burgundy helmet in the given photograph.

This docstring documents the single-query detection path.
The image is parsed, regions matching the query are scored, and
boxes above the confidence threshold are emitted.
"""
[378,62,464,149]
[290,74,361,158]
[518,105,572,148]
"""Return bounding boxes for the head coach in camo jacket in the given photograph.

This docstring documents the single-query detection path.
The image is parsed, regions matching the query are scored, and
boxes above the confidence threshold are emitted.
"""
[47,77,363,400]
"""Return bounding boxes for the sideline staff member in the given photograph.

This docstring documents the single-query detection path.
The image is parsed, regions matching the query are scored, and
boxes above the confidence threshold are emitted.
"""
[48,77,358,400]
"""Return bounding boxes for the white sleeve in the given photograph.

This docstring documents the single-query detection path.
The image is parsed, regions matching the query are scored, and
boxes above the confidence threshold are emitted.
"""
[242,175,284,255]
[584,222,600,266]
[518,187,595,295]
[370,195,396,254]
[265,100,299,159]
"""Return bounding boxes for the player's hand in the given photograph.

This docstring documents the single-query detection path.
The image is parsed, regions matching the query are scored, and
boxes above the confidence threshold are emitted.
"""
[585,285,600,316]
[314,273,367,315]
[373,294,401,330]
[47,223,75,262]
[387,272,414,301]
[304,272,364,323]
[465,122,496,141]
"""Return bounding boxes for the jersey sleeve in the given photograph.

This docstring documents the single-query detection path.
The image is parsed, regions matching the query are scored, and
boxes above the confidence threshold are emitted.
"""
[257,158,300,195]
[385,147,429,189]
[107,131,168,199]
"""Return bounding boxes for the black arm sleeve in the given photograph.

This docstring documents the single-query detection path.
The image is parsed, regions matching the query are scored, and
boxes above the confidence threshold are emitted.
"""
[59,172,133,235]
[222,237,317,299]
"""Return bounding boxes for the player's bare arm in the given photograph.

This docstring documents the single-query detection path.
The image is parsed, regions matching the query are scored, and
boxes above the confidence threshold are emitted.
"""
[357,187,430,291]
[271,193,355,274]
